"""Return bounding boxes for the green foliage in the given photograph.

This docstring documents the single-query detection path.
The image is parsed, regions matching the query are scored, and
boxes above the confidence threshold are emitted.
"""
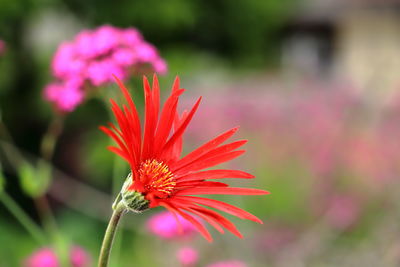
[18,160,51,197]
[0,170,4,194]
[60,0,295,66]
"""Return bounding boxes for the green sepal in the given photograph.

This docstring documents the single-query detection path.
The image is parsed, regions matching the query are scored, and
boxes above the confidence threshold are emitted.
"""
[117,172,149,213]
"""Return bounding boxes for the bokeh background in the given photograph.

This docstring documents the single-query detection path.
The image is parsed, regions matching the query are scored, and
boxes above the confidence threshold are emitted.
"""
[2,0,400,266]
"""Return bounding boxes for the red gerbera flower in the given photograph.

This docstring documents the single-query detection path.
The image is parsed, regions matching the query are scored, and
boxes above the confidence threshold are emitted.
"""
[100,74,269,241]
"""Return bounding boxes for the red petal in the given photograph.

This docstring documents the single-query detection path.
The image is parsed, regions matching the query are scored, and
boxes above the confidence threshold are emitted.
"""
[142,76,157,160]
[171,127,239,171]
[176,187,270,196]
[174,140,247,173]
[112,75,141,144]
[152,74,160,120]
[175,181,228,189]
[177,170,254,182]
[173,196,263,224]
[161,97,202,158]
[181,206,225,234]
[159,201,213,242]
[176,150,246,175]
[153,88,184,154]
[188,205,243,238]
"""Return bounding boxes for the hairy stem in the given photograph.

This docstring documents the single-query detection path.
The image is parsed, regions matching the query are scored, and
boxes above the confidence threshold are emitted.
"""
[98,201,126,267]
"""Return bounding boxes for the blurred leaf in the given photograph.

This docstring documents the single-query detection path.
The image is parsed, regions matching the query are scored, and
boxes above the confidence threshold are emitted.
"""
[18,160,51,197]
[0,170,5,194]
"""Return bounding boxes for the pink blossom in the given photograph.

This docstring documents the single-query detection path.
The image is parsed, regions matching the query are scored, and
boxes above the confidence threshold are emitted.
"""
[25,248,59,267]
[154,59,168,75]
[121,28,143,46]
[44,79,84,112]
[91,25,119,56]
[87,59,126,86]
[177,247,199,266]
[45,25,167,113]
[25,246,91,267]
[74,30,98,59]
[206,260,248,267]
[70,246,91,267]
[112,48,137,66]
[52,42,85,79]
[325,194,361,230]
[147,211,197,239]
[135,43,158,62]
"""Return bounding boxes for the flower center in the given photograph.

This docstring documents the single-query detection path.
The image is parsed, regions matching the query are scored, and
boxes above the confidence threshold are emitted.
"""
[139,159,176,197]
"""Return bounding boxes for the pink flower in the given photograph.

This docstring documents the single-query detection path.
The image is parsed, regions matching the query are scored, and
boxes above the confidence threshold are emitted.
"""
[121,28,143,46]
[87,59,126,86]
[177,247,199,266]
[135,43,158,62]
[25,246,91,267]
[44,79,84,112]
[112,48,137,66]
[70,246,91,267]
[45,25,167,113]
[91,25,120,57]
[206,260,248,267]
[325,194,361,230]
[74,30,97,59]
[147,211,197,239]
[154,58,168,75]
[25,248,59,267]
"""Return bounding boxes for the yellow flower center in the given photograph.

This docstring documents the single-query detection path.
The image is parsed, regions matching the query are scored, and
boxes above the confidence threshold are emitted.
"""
[139,159,176,196]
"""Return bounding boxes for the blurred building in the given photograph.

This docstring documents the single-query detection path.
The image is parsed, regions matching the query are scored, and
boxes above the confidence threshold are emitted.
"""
[283,0,400,102]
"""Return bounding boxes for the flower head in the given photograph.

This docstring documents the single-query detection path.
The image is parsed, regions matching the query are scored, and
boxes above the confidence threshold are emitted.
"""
[24,246,91,267]
[45,25,167,113]
[25,248,59,267]
[101,75,269,241]
[177,247,199,266]
[147,211,197,239]
[70,246,91,267]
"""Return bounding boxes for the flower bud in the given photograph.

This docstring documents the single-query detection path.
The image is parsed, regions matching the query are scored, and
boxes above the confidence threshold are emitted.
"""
[115,173,149,212]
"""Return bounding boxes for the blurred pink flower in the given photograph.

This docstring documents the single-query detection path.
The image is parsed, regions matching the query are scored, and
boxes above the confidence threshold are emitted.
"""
[206,260,248,267]
[70,246,91,267]
[45,25,167,112]
[43,79,84,112]
[177,247,199,267]
[147,211,197,239]
[25,246,91,267]
[325,194,361,230]
[255,227,297,255]
[0,40,6,55]
[25,248,59,267]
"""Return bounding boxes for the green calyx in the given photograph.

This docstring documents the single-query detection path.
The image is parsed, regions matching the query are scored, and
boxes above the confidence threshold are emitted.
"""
[113,173,149,213]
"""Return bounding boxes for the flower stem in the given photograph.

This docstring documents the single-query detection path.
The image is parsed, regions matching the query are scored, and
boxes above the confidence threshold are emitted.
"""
[0,192,47,245]
[40,115,64,161]
[98,201,126,267]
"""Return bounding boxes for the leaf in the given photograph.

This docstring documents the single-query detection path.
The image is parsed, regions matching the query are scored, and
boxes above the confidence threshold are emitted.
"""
[18,160,52,197]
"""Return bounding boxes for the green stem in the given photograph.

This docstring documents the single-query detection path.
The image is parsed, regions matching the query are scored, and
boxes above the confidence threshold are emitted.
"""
[0,192,47,245]
[98,201,126,267]
[40,115,64,161]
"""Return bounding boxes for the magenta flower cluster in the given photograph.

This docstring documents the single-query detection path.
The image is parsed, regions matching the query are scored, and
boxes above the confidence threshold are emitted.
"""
[44,25,167,112]
[24,246,91,267]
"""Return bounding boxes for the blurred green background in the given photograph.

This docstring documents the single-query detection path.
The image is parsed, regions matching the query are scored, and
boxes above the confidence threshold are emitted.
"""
[2,0,400,266]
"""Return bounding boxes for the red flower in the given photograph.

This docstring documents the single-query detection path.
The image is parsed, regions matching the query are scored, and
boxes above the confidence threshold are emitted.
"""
[100,75,269,241]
